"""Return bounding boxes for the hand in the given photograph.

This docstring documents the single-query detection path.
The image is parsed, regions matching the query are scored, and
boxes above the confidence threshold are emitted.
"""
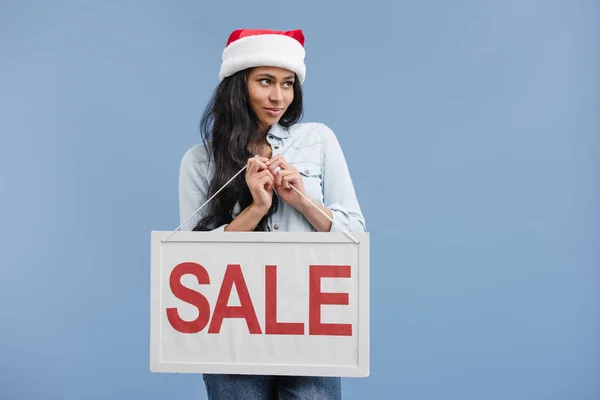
[266,155,307,210]
[245,156,274,214]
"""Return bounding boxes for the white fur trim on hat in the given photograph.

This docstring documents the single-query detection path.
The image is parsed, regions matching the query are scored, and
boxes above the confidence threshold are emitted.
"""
[219,34,306,84]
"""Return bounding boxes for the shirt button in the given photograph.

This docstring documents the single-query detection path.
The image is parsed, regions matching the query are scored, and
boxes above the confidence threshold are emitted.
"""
[268,135,273,140]
[274,146,279,150]
[304,169,310,174]
[273,224,279,230]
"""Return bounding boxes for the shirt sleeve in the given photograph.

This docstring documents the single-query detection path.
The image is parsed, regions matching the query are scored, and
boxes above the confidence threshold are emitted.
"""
[320,125,367,233]
[178,147,227,232]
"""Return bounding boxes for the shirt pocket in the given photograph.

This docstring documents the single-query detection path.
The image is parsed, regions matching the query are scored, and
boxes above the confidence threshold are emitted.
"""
[292,161,324,204]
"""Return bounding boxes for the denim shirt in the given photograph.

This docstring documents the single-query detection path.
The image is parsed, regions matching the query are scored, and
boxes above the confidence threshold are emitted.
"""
[178,122,366,233]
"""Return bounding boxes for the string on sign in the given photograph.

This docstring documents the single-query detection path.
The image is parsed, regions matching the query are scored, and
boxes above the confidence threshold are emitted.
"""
[162,149,359,244]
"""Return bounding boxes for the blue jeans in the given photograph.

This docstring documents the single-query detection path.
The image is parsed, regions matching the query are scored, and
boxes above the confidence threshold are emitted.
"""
[203,374,341,399]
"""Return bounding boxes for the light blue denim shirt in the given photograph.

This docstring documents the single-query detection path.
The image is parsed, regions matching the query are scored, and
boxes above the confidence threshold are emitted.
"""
[178,122,366,233]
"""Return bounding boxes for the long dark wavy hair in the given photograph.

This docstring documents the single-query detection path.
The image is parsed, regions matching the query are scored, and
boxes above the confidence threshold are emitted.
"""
[193,68,304,231]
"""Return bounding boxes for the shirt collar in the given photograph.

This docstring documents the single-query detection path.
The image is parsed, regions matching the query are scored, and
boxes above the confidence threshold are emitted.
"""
[267,123,290,139]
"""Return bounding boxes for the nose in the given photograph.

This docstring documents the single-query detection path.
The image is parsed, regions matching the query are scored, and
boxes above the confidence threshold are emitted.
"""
[268,85,284,103]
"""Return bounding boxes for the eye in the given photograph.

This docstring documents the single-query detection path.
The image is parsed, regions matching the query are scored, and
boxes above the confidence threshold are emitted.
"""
[283,81,294,88]
[258,78,271,85]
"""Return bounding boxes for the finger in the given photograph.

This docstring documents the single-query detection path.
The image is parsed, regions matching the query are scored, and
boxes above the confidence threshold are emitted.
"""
[274,167,284,187]
[259,174,274,190]
[247,157,260,175]
[266,154,281,165]
[266,156,281,167]
[266,154,288,169]
[269,155,290,168]
[282,174,293,189]
[280,158,293,170]
[250,169,274,186]
[248,158,270,174]
[264,178,272,191]
[267,158,286,174]
[248,169,272,188]
[255,159,270,172]
[268,174,275,190]
[276,170,297,189]
[249,174,270,191]
[257,169,274,179]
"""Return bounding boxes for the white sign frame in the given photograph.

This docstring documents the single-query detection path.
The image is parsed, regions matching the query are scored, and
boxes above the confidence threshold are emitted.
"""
[149,230,370,377]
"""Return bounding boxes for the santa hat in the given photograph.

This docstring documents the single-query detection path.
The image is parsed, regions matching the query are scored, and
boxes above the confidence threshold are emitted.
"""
[219,29,306,84]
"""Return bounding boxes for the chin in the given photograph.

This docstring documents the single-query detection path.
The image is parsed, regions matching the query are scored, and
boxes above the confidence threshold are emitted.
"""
[263,116,282,125]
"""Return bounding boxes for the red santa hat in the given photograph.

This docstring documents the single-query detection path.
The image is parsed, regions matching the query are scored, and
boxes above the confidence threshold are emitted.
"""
[219,29,306,84]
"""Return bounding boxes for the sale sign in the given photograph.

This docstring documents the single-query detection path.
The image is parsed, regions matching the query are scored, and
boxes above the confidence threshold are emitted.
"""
[150,231,369,377]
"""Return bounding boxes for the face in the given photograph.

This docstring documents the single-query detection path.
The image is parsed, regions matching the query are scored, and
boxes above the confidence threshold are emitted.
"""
[247,66,295,134]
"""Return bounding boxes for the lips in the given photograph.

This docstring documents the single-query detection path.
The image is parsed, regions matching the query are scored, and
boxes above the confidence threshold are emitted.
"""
[264,107,283,116]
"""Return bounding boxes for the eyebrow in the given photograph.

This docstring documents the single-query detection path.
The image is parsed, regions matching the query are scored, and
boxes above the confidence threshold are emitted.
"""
[256,73,295,80]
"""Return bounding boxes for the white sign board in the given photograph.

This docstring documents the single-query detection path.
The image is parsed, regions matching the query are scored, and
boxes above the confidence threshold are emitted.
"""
[149,231,369,377]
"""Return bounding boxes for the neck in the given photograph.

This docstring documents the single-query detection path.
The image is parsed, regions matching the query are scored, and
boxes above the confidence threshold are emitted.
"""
[259,122,271,136]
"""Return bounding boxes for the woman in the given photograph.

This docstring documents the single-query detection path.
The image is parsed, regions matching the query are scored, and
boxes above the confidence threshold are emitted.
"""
[178,28,366,400]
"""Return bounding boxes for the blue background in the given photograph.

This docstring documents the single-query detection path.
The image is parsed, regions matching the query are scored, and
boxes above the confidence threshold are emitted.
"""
[1,0,598,399]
